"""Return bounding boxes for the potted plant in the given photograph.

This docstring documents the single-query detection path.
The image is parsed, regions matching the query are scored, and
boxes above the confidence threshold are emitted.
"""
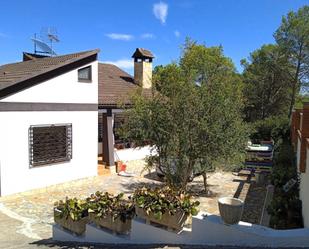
[132,186,199,231]
[54,197,89,235]
[218,197,244,225]
[87,191,134,234]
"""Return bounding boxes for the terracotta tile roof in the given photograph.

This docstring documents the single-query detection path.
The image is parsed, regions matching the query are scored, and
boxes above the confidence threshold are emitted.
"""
[0,49,99,92]
[132,48,154,59]
[98,63,152,107]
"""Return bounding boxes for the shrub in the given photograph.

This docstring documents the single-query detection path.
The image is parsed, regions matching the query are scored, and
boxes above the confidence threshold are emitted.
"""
[267,141,303,229]
[87,191,134,222]
[250,115,290,145]
[54,197,88,221]
[132,186,200,220]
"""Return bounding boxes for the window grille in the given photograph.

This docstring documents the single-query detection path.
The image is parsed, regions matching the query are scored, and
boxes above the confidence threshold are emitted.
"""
[78,66,92,82]
[29,124,72,167]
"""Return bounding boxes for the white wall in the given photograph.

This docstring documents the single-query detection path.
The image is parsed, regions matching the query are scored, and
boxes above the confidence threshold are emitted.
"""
[53,212,309,247]
[0,61,98,104]
[0,60,99,196]
[115,146,155,162]
[0,111,98,196]
[300,147,309,227]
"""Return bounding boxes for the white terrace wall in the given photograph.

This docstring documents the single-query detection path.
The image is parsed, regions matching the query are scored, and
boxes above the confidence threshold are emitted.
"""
[0,61,98,196]
[53,212,309,247]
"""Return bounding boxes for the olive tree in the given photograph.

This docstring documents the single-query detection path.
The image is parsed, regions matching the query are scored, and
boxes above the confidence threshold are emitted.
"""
[123,40,248,191]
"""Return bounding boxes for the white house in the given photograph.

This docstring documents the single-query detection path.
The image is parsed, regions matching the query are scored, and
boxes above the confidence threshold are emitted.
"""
[0,50,99,196]
[0,47,155,196]
[291,103,309,227]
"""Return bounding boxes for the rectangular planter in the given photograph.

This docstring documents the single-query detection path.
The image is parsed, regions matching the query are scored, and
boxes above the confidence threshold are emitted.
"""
[135,206,189,231]
[54,208,88,235]
[89,212,131,235]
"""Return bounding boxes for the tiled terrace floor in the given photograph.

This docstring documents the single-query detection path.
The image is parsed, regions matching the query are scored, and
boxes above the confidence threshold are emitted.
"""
[0,160,265,246]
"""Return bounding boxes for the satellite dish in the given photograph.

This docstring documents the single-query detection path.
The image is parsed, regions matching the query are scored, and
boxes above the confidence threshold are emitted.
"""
[31,37,56,55]
[31,27,60,56]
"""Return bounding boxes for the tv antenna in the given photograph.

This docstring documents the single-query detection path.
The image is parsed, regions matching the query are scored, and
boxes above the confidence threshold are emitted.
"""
[31,27,60,56]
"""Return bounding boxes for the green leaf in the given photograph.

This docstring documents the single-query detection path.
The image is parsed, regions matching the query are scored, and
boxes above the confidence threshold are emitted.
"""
[70,212,75,220]
[191,207,198,216]
[154,211,163,220]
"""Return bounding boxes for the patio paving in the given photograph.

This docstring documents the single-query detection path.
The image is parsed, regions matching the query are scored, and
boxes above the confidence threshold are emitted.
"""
[0,160,266,248]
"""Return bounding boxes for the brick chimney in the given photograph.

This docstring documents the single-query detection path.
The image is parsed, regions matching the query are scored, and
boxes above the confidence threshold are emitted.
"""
[299,103,309,172]
[132,48,154,89]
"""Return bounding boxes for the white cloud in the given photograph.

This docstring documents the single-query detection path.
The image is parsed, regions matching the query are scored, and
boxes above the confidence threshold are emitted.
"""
[174,30,180,38]
[153,2,168,24]
[105,33,134,41]
[102,59,134,70]
[140,33,155,39]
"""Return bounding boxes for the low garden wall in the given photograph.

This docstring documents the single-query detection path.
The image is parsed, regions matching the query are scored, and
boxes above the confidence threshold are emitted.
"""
[53,211,309,247]
[114,145,155,161]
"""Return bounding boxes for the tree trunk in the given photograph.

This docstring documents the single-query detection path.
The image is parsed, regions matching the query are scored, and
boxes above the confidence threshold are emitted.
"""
[289,80,298,118]
[202,171,207,193]
[288,47,302,118]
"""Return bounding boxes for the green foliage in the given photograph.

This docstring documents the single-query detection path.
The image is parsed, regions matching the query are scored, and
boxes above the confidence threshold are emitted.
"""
[274,5,309,116]
[132,186,200,220]
[242,44,291,121]
[242,5,309,120]
[123,39,249,190]
[267,141,303,229]
[87,191,134,222]
[250,115,290,145]
[295,94,309,109]
[54,198,88,221]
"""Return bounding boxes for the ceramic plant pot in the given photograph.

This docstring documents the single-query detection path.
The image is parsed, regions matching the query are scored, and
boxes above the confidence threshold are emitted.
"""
[135,206,189,231]
[89,213,131,234]
[218,197,244,225]
[54,208,88,235]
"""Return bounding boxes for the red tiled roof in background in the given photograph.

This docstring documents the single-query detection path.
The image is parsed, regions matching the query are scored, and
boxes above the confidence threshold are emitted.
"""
[98,63,152,107]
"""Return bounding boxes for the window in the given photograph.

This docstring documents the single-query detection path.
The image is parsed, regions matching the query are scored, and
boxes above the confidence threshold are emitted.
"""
[78,66,92,82]
[29,124,72,167]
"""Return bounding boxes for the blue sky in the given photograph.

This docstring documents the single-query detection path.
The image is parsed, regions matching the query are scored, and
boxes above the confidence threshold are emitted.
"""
[0,0,308,74]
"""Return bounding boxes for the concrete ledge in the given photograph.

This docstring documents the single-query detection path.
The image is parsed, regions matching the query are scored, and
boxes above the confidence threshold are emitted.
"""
[53,224,86,242]
[85,223,131,244]
[52,213,309,247]
[130,217,192,244]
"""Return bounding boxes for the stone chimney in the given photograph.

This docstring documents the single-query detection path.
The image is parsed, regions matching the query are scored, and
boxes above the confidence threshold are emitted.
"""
[132,48,154,89]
